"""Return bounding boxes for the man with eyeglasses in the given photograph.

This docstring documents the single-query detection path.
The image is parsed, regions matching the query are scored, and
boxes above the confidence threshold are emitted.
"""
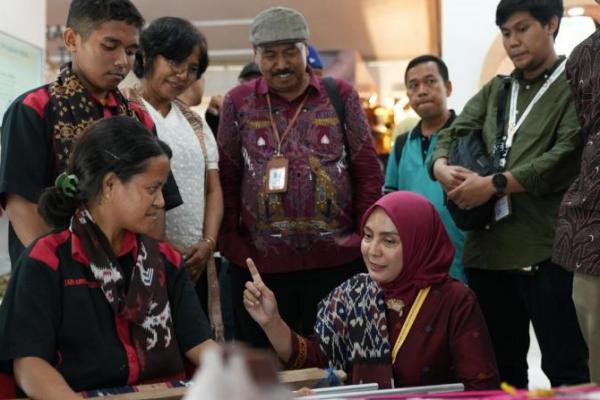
[217,6,382,348]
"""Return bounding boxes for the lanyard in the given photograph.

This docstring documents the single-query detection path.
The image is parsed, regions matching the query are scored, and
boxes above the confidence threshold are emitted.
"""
[391,286,430,364]
[266,93,309,156]
[503,60,566,166]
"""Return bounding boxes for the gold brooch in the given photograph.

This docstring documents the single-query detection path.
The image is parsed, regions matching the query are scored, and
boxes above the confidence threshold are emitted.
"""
[386,298,405,317]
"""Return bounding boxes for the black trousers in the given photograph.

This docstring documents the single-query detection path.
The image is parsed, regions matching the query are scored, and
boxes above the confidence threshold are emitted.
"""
[229,259,366,348]
[468,260,589,388]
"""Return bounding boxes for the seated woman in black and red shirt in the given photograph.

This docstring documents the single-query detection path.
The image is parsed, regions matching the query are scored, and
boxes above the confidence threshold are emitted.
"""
[0,116,216,399]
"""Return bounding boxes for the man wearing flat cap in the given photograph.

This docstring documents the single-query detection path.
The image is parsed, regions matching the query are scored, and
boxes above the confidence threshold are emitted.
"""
[217,6,382,347]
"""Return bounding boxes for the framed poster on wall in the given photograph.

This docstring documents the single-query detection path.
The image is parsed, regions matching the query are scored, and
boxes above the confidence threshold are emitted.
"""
[0,30,43,124]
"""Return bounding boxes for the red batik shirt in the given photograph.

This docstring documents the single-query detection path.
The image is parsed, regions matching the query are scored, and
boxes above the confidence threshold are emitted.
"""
[217,70,382,273]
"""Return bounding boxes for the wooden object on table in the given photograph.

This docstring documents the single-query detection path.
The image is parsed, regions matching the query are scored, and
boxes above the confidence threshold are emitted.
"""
[80,368,347,400]
[279,368,346,390]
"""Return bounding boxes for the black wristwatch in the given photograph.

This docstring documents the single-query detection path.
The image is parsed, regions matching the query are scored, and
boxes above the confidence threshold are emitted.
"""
[492,173,508,196]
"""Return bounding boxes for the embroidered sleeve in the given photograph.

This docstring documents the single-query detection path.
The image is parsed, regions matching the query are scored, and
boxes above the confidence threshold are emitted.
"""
[285,331,308,370]
[341,87,383,229]
[216,93,254,265]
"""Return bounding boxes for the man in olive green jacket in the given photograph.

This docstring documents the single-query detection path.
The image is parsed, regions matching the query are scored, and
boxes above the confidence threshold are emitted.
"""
[431,0,588,388]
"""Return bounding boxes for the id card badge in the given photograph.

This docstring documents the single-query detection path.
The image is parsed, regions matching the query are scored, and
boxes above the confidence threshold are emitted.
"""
[265,156,289,193]
[494,194,512,222]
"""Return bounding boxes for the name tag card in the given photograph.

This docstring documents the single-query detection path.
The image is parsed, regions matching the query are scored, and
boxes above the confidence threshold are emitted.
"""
[265,156,289,193]
[494,194,512,222]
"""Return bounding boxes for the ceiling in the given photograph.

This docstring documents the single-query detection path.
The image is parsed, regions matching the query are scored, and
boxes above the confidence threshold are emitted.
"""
[46,0,440,64]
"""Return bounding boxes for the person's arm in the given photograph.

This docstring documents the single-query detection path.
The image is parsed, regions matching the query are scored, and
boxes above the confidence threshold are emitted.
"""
[0,91,53,245]
[446,171,524,210]
[184,125,224,276]
[164,243,216,360]
[431,81,494,191]
[243,258,294,362]
[185,170,223,280]
[448,288,500,390]
[446,94,581,209]
[341,85,383,230]
[508,99,582,196]
[184,339,219,366]
[5,194,51,247]
[0,249,64,399]
[431,158,475,194]
[202,170,223,251]
[565,45,589,140]
[217,94,254,264]
[14,357,79,400]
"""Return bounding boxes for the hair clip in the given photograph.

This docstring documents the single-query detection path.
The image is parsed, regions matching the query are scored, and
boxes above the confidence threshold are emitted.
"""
[55,172,80,198]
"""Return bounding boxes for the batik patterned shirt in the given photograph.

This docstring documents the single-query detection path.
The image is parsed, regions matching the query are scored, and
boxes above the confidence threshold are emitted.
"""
[217,70,382,273]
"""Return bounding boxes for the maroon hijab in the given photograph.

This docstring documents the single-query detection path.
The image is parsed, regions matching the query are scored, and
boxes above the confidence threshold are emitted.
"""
[360,191,455,302]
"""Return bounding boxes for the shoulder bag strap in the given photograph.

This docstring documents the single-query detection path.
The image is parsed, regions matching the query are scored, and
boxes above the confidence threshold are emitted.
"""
[493,76,512,172]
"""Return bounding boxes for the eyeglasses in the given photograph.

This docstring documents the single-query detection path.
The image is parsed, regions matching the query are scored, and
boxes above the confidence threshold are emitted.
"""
[166,59,200,78]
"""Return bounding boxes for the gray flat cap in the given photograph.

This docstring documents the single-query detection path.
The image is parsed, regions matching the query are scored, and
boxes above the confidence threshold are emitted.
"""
[250,7,309,46]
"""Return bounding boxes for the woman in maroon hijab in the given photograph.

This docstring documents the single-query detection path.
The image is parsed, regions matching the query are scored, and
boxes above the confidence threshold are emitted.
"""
[243,192,499,390]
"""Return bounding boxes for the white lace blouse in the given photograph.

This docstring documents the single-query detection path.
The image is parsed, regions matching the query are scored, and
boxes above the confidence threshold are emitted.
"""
[143,99,219,249]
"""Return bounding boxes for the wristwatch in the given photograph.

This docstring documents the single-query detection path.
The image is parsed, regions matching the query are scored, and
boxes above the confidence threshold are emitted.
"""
[492,173,508,197]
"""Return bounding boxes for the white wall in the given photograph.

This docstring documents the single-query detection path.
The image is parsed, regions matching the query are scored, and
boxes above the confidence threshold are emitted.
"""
[441,0,498,112]
[0,0,46,51]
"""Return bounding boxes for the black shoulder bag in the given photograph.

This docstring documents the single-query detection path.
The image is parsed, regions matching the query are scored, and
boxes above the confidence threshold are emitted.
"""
[445,76,511,230]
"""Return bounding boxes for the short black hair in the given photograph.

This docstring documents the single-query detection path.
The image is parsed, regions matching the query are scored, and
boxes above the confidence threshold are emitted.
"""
[133,17,209,80]
[404,55,449,84]
[66,0,144,39]
[496,0,563,38]
[38,116,172,228]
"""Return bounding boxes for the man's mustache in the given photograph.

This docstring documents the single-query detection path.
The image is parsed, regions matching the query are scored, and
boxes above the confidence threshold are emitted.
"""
[271,69,294,77]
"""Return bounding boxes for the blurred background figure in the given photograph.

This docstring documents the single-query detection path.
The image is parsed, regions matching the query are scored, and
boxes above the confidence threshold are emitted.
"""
[237,62,262,84]
[307,45,324,76]
[202,63,263,137]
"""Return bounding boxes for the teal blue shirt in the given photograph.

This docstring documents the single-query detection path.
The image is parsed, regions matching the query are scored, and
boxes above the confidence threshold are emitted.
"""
[384,115,467,283]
